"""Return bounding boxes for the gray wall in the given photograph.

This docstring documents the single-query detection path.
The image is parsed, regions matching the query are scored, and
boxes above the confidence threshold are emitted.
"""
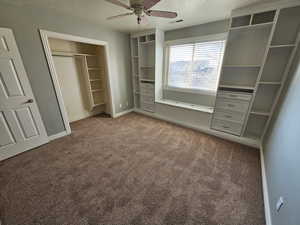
[163,20,229,107]
[0,2,132,136]
[263,47,300,225]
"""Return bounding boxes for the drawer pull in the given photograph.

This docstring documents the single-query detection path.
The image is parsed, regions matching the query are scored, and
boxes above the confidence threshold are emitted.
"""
[227,104,235,107]
[222,126,230,129]
[225,115,232,118]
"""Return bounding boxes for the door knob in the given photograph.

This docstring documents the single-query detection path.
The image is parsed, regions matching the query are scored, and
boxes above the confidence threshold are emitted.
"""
[24,99,34,104]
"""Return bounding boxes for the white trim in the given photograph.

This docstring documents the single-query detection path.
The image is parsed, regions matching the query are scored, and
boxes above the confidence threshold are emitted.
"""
[133,108,260,148]
[113,108,134,118]
[260,145,273,225]
[39,30,116,138]
[48,131,69,141]
[165,33,228,46]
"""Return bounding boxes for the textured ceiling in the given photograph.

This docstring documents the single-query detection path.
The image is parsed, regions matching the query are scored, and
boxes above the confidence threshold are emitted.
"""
[2,0,276,32]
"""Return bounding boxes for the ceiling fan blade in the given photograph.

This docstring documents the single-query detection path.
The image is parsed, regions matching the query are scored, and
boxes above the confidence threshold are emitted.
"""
[147,10,178,18]
[107,12,134,20]
[143,0,161,10]
[105,0,132,10]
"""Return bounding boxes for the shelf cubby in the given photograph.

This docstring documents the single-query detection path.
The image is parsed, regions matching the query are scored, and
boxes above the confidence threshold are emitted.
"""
[224,24,272,66]
[252,84,279,113]
[92,91,105,105]
[88,70,102,80]
[139,36,146,43]
[251,10,276,25]
[86,55,100,68]
[220,66,260,88]
[90,80,102,90]
[244,114,269,140]
[140,42,155,67]
[271,6,300,45]
[147,34,156,42]
[260,47,293,82]
[231,15,251,28]
[140,67,155,81]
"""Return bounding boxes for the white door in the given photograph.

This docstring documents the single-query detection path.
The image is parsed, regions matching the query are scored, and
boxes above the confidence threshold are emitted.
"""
[0,28,48,161]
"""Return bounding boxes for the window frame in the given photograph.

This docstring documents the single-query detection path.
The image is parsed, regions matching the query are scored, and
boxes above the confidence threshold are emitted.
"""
[163,33,227,96]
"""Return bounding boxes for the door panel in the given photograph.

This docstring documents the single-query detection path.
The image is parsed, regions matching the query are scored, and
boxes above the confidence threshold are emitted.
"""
[0,28,48,160]
[0,35,9,53]
[14,107,39,139]
[0,58,24,97]
[0,111,15,148]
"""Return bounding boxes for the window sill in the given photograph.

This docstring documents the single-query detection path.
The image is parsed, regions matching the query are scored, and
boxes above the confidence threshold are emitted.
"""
[156,99,214,114]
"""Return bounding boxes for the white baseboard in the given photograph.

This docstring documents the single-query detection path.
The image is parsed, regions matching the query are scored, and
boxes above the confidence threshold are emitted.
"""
[133,109,260,148]
[48,130,69,141]
[260,145,272,225]
[113,109,134,118]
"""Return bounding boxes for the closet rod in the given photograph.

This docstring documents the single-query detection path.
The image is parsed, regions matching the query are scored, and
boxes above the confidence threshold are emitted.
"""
[51,51,96,57]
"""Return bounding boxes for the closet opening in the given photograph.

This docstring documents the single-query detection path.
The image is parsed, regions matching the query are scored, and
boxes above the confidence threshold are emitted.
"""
[40,30,115,136]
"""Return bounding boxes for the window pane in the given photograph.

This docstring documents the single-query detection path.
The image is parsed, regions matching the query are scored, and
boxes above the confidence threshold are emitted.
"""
[168,44,194,89]
[168,40,225,92]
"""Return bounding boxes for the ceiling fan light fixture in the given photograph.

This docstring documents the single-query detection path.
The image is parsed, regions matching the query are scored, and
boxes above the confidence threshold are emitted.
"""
[105,0,178,24]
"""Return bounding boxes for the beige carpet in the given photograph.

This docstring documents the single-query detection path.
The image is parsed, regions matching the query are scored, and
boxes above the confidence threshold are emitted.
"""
[0,113,265,225]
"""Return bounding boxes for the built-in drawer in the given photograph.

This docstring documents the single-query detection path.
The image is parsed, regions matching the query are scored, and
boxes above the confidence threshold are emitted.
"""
[140,89,154,97]
[211,119,243,136]
[140,82,154,91]
[213,109,245,123]
[217,91,252,101]
[215,98,250,113]
[141,95,154,104]
[141,102,155,112]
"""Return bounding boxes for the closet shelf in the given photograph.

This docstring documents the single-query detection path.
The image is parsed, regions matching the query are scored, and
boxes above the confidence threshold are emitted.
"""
[93,102,105,107]
[219,84,255,90]
[250,110,270,116]
[230,22,273,31]
[269,44,295,48]
[140,40,155,45]
[259,81,281,85]
[88,67,101,70]
[223,65,261,68]
[89,78,101,81]
[91,89,104,92]
[140,66,155,68]
[52,51,96,57]
[140,79,155,82]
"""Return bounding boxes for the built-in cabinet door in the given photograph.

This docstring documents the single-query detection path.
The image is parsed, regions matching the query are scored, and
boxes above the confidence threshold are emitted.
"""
[0,28,48,161]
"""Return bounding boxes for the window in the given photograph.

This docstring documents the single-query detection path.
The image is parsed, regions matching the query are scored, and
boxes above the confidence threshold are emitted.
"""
[166,39,225,94]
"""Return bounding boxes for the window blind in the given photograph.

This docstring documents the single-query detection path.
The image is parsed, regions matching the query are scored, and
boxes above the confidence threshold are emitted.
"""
[168,40,225,92]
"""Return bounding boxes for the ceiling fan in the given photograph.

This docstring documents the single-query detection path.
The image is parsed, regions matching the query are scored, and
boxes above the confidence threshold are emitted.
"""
[105,0,178,24]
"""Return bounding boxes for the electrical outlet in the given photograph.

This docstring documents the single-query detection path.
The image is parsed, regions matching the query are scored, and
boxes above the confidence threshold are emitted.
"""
[276,197,284,212]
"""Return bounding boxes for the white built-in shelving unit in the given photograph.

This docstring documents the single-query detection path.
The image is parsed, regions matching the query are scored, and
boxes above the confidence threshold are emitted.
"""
[212,3,300,142]
[130,30,164,113]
